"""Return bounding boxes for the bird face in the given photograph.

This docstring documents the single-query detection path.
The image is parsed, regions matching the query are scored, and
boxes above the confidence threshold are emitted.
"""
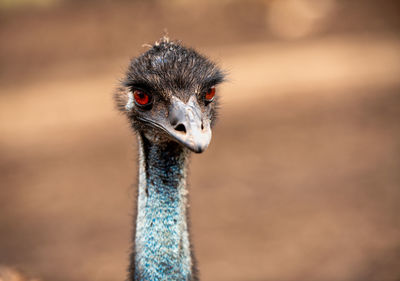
[115,39,225,153]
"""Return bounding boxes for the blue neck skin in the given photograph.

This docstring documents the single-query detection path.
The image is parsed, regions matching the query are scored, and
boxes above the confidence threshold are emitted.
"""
[132,135,194,281]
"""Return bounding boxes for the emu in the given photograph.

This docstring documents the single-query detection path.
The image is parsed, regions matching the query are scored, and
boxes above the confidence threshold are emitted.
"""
[115,37,225,281]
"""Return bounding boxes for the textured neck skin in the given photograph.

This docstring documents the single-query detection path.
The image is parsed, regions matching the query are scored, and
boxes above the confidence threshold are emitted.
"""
[131,134,195,281]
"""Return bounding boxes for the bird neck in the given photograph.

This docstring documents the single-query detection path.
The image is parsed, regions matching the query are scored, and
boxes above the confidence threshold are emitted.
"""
[132,134,194,281]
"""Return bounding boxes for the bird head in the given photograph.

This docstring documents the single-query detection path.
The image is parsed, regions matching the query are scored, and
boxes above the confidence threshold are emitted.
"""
[115,38,226,153]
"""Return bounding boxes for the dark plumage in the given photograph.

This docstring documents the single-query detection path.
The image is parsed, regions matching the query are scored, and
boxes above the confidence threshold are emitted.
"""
[115,37,225,281]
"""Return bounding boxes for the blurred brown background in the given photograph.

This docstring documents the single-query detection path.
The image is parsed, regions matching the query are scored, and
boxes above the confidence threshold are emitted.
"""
[1,0,400,280]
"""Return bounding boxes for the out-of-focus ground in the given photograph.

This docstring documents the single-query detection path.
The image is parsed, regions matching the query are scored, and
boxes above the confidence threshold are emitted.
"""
[1,1,400,281]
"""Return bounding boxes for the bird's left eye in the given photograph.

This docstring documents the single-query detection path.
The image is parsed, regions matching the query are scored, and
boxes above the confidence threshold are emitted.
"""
[133,90,151,107]
[204,87,216,103]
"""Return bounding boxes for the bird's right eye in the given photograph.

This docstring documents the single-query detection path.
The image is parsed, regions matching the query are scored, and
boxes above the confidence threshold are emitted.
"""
[204,86,216,103]
[133,90,152,108]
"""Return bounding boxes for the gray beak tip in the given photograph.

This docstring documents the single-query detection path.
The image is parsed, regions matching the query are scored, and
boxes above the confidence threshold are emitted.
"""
[191,143,209,154]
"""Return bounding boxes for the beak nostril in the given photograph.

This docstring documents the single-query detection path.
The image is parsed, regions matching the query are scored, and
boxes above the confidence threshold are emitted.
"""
[175,124,187,134]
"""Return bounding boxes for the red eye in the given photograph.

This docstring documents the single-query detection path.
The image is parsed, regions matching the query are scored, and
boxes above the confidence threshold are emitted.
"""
[205,87,216,102]
[133,90,150,106]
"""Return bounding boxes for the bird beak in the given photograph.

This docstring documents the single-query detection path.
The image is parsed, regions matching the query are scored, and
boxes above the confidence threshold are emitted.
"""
[166,96,212,153]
